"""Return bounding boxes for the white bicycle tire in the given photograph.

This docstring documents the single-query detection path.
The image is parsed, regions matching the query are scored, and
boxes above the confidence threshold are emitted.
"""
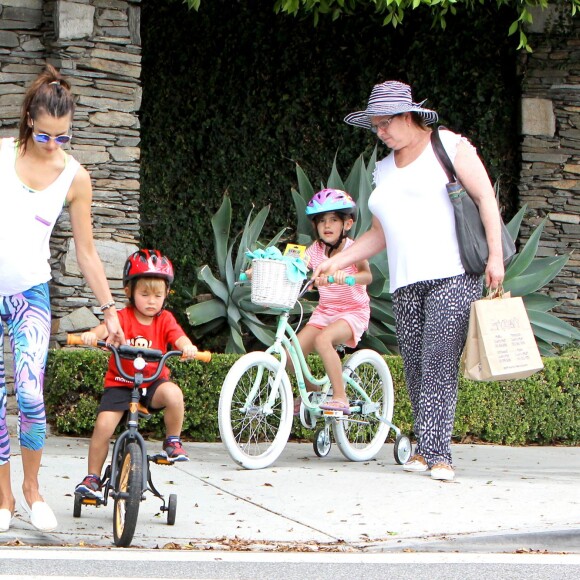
[333,349,394,461]
[218,351,293,469]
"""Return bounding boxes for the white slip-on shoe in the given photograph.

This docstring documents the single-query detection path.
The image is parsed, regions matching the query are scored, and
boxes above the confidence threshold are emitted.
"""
[20,498,58,532]
[431,463,455,481]
[402,454,429,472]
[0,508,13,532]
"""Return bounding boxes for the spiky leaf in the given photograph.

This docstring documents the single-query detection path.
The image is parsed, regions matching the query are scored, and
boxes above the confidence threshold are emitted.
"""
[211,196,231,280]
[186,298,227,326]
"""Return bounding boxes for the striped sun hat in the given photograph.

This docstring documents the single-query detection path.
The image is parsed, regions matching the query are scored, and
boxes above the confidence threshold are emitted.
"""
[344,80,438,130]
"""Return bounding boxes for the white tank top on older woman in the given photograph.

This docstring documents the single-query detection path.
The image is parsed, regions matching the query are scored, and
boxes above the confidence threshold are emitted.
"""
[0,137,80,296]
[369,129,469,293]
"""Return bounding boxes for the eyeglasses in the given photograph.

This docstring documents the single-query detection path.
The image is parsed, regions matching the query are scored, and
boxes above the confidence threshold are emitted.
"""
[30,120,72,145]
[370,116,397,134]
[32,131,72,145]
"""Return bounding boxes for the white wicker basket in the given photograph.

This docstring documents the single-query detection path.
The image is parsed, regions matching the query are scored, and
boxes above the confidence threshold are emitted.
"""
[251,258,302,309]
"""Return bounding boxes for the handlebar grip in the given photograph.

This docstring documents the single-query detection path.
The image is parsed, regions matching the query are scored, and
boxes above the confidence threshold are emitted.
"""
[327,275,356,286]
[66,334,84,346]
[194,351,212,363]
[69,334,211,363]
[239,272,248,282]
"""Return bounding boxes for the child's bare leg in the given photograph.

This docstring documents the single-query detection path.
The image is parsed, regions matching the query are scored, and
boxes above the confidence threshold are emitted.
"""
[88,411,123,477]
[294,325,320,391]
[150,382,184,437]
[313,320,354,405]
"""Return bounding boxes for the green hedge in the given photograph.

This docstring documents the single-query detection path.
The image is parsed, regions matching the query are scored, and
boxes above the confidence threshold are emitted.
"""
[45,349,579,446]
[140,1,520,337]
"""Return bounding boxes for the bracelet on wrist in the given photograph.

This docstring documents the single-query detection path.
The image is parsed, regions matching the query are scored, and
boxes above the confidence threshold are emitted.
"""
[100,300,116,312]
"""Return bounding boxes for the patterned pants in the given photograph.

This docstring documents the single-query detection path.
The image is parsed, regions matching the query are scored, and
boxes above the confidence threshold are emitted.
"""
[0,283,51,464]
[392,274,482,467]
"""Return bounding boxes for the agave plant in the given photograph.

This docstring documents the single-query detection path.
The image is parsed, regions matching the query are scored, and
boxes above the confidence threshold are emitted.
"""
[291,151,580,356]
[502,211,580,355]
[185,195,287,353]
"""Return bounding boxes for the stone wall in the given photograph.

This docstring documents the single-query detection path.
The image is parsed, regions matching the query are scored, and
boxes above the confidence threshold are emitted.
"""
[1,0,578,350]
[0,0,141,339]
[1,0,141,387]
[519,8,579,326]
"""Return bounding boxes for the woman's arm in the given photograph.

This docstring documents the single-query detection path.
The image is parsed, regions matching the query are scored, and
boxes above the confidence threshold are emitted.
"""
[312,217,386,280]
[453,139,504,290]
[67,167,126,346]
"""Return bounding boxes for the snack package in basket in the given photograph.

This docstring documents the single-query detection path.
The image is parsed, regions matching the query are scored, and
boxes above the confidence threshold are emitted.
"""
[283,243,307,261]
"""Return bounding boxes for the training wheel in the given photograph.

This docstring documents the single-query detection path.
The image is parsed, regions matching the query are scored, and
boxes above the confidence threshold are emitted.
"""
[394,435,412,465]
[73,493,82,518]
[167,493,177,525]
[313,427,332,458]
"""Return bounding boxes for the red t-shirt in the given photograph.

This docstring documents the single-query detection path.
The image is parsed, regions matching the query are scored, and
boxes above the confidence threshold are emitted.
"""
[103,306,186,388]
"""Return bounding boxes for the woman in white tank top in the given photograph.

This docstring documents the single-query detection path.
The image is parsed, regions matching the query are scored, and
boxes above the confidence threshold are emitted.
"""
[0,65,125,533]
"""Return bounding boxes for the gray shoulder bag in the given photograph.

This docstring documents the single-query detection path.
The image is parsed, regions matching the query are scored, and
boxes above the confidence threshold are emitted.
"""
[431,127,516,275]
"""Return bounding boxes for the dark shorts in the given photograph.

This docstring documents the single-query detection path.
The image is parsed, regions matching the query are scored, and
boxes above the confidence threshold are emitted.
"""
[97,379,168,414]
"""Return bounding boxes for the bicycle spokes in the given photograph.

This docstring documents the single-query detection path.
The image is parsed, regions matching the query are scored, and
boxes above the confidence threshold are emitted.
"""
[333,350,394,462]
[231,366,284,450]
[219,352,293,469]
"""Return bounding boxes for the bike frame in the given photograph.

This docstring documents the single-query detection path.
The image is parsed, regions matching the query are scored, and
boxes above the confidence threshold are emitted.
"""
[100,346,183,503]
[107,381,150,502]
[245,308,377,416]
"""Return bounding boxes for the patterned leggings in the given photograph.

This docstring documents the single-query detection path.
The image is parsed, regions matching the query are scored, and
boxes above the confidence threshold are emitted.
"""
[0,283,51,464]
[393,274,482,467]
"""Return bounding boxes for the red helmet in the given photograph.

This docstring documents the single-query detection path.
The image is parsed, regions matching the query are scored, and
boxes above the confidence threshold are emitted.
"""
[123,249,174,287]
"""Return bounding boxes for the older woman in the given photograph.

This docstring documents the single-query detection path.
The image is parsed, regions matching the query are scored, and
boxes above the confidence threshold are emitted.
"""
[313,80,504,481]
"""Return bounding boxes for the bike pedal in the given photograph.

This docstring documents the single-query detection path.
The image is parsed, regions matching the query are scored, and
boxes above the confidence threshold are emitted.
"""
[149,454,173,465]
[322,409,344,417]
[148,453,189,465]
[82,497,99,506]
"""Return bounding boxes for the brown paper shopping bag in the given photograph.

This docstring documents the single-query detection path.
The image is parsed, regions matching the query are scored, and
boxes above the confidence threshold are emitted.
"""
[463,292,544,381]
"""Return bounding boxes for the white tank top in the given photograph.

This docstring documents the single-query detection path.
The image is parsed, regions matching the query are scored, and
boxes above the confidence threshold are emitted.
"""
[369,129,467,293]
[0,137,80,295]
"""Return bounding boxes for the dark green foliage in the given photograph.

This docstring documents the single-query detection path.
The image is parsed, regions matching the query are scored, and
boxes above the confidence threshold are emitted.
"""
[45,349,579,445]
[44,349,109,434]
[140,0,520,335]
[455,358,580,444]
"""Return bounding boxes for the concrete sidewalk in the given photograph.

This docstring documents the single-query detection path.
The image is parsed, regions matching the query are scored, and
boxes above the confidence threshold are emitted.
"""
[1,435,579,553]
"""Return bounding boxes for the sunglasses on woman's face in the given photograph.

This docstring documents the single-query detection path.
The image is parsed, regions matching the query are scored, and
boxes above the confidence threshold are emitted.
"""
[29,119,72,145]
[32,131,72,145]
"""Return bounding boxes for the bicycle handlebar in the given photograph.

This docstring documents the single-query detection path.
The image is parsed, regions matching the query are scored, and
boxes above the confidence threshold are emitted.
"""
[66,335,211,384]
[327,275,355,286]
[237,272,355,302]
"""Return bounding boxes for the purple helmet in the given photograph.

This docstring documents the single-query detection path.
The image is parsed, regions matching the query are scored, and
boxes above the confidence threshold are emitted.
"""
[305,188,357,220]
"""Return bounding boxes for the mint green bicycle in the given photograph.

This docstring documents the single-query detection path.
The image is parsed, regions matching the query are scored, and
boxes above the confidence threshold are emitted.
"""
[218,263,411,470]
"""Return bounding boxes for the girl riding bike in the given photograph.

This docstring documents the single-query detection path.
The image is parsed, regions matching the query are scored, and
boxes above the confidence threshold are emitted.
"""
[299,189,372,414]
